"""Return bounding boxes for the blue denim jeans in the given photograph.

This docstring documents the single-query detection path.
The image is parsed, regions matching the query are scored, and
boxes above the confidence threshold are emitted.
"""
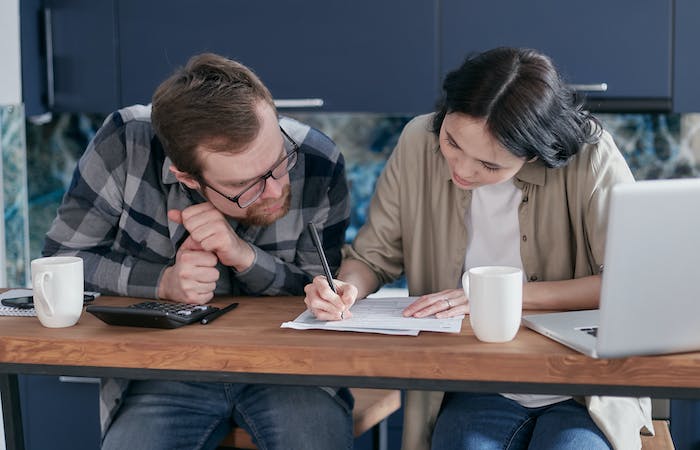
[101,381,353,450]
[432,393,612,450]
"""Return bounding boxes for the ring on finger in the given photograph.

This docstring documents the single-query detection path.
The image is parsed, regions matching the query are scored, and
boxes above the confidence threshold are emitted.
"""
[340,310,345,320]
[444,298,452,308]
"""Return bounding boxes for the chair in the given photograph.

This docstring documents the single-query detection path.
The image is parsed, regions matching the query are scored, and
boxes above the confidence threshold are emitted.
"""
[641,420,675,450]
[218,388,401,450]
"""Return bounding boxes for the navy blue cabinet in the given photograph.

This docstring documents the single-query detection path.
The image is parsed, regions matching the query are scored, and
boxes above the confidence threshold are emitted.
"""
[440,0,673,111]
[673,0,700,113]
[117,0,437,115]
[671,400,700,450]
[21,0,119,116]
[18,375,101,450]
[23,0,698,115]
[46,0,119,114]
[24,0,438,115]
[19,0,46,117]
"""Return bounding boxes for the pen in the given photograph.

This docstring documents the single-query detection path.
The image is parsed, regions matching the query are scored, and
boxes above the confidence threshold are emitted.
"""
[308,222,348,320]
[307,222,337,293]
[200,302,239,325]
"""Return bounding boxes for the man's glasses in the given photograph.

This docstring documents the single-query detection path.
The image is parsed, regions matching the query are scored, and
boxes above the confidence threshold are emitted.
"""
[204,127,299,208]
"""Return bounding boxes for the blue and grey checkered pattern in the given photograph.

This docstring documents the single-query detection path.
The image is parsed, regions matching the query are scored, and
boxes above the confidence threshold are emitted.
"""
[42,104,350,299]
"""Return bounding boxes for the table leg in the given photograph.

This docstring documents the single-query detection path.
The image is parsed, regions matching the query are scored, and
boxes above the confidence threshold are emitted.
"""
[0,373,25,450]
[372,418,389,450]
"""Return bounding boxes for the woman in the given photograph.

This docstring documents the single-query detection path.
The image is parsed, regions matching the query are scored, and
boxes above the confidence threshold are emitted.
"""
[303,47,652,449]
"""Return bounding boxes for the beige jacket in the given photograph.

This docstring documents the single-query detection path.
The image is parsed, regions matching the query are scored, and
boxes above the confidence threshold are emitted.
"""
[344,114,653,450]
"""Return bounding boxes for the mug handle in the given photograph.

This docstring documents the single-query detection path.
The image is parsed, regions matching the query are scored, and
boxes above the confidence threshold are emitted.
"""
[461,271,470,298]
[34,272,55,316]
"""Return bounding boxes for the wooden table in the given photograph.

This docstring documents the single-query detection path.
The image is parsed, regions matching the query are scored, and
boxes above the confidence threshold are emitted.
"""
[2,295,700,450]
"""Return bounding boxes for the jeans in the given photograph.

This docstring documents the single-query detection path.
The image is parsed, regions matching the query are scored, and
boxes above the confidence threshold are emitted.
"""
[432,393,612,450]
[101,381,353,450]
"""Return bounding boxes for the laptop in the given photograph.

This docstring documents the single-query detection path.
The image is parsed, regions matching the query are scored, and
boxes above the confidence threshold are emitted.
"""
[522,178,700,358]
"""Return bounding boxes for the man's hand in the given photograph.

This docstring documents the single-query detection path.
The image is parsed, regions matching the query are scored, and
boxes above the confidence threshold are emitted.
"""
[168,203,255,271]
[158,235,220,304]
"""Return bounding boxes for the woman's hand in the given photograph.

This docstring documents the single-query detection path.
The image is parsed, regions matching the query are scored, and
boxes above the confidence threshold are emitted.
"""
[402,288,469,319]
[304,275,358,321]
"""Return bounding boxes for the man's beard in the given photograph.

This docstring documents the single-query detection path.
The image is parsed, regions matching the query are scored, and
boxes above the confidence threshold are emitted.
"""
[239,184,292,227]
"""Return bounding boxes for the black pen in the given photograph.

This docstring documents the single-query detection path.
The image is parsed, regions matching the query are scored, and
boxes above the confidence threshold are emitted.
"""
[200,302,239,325]
[307,222,337,293]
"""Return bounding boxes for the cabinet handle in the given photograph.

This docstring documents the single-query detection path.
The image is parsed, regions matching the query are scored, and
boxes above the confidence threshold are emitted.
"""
[568,83,608,92]
[58,376,101,384]
[273,98,325,109]
[43,7,55,109]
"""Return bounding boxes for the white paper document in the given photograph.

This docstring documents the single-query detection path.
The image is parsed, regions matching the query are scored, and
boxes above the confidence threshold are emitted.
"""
[281,296,464,335]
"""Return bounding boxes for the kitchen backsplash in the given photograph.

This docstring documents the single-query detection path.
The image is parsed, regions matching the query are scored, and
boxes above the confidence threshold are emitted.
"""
[0,104,29,286]
[8,110,700,286]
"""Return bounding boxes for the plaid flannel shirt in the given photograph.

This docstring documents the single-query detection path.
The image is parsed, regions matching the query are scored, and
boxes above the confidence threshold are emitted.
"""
[43,104,350,298]
[42,104,351,432]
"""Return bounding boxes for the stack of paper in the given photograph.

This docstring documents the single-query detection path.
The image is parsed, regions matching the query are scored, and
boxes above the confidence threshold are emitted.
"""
[281,297,464,336]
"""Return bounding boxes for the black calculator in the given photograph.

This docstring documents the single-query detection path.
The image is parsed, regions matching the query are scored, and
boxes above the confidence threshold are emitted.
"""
[86,301,218,329]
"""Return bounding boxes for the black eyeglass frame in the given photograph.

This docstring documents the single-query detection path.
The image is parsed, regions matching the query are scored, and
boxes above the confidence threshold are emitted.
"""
[203,126,299,209]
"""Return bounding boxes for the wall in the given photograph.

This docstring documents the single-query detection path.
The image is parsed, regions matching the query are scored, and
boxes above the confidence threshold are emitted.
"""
[0,0,30,289]
[1,0,24,447]
[0,0,21,105]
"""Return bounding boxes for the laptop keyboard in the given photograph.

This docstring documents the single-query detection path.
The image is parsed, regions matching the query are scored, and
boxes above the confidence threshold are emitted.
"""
[578,326,598,337]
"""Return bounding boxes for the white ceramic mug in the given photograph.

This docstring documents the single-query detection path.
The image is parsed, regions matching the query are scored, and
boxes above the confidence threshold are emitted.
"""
[462,266,523,343]
[31,256,84,328]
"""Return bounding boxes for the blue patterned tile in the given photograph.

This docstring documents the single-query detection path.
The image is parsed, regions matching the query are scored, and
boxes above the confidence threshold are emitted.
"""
[288,113,411,242]
[596,113,699,180]
[0,104,30,286]
[24,111,700,291]
[26,113,106,262]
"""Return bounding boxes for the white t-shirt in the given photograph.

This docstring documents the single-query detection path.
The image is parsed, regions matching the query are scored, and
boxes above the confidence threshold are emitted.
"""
[464,179,570,408]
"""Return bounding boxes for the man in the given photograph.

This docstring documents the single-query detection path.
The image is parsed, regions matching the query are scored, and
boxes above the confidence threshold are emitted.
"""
[43,53,352,450]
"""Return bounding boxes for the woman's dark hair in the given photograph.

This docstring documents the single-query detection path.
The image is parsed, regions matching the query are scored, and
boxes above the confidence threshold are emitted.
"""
[432,47,601,168]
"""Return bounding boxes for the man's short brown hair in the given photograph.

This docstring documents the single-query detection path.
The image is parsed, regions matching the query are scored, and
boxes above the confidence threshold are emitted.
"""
[151,53,275,178]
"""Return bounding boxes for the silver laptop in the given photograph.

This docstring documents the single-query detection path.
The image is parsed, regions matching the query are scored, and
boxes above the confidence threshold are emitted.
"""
[522,178,700,358]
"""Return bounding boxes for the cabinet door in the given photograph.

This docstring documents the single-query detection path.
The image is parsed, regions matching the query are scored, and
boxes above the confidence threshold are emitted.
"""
[20,0,46,117]
[440,0,672,104]
[21,0,120,115]
[45,0,120,113]
[673,0,700,113]
[118,0,437,114]
[19,375,101,450]
[671,400,700,449]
